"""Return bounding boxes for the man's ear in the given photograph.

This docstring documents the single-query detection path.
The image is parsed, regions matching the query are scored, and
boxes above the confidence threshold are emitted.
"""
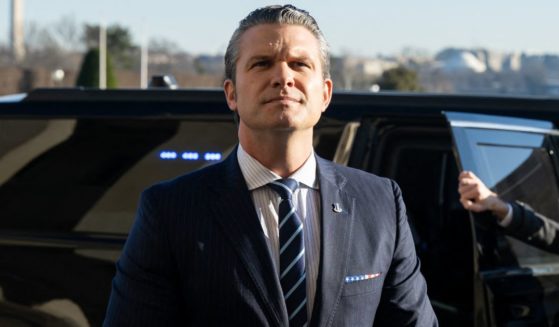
[321,78,333,112]
[223,79,237,111]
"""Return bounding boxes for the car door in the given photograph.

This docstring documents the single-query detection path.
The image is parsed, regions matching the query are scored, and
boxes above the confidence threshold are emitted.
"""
[446,112,559,327]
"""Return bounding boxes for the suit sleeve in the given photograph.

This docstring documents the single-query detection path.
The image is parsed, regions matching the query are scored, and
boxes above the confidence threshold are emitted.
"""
[374,181,438,326]
[104,188,183,326]
[503,201,559,255]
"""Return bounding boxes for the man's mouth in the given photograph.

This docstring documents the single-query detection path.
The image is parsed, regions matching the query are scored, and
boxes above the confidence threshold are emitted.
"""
[264,96,301,104]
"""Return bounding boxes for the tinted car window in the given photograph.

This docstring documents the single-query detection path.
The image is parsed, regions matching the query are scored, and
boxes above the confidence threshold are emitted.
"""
[452,125,559,265]
[0,119,238,233]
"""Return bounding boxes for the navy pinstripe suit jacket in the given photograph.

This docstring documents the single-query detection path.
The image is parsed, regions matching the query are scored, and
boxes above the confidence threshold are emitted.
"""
[104,151,437,326]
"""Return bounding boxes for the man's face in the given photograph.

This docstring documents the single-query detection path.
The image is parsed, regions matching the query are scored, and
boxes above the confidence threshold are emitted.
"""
[224,24,333,135]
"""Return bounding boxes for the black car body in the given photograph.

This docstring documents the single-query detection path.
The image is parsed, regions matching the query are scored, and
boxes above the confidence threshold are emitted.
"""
[1,88,559,326]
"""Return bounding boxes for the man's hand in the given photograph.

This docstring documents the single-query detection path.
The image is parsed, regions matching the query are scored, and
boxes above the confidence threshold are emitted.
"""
[458,171,509,220]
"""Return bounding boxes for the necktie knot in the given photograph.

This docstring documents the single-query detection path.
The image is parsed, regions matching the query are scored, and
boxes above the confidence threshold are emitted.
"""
[268,178,299,201]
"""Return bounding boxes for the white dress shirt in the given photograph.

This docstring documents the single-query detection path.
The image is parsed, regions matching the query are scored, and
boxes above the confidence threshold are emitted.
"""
[498,203,514,227]
[237,144,321,318]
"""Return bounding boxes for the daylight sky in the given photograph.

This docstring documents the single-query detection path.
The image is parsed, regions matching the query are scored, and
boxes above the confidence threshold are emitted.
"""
[1,0,557,56]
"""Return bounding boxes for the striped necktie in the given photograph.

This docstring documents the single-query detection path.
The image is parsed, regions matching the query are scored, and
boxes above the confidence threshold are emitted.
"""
[268,178,308,327]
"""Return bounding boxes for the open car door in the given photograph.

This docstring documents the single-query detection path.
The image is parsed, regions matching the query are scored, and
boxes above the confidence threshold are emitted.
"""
[446,112,559,327]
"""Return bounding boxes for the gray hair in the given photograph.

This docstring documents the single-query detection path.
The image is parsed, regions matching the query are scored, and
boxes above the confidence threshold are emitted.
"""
[224,4,330,82]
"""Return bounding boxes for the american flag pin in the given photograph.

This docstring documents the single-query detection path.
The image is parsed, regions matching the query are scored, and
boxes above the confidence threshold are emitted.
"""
[332,203,342,213]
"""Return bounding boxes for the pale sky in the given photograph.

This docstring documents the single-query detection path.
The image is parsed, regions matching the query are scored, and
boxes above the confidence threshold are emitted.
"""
[1,0,557,56]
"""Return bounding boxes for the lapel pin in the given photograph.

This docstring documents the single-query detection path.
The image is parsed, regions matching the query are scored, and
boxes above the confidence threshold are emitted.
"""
[332,203,342,213]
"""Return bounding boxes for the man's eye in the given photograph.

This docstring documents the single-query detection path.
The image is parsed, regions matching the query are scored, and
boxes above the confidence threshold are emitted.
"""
[251,61,269,68]
[292,61,310,68]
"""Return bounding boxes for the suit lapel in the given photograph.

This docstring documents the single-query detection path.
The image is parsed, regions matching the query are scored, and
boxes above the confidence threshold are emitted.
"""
[207,152,287,327]
[312,157,355,327]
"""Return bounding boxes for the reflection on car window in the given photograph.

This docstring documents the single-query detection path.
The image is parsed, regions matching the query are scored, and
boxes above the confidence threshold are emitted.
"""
[0,119,238,234]
[477,145,533,189]
[74,120,239,234]
[0,120,76,185]
[491,147,558,218]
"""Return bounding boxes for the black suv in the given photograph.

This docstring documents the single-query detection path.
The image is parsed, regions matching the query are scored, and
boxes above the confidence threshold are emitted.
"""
[1,89,559,326]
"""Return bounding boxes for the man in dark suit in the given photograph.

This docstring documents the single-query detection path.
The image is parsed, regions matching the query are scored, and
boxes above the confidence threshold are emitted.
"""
[459,170,559,254]
[104,5,437,326]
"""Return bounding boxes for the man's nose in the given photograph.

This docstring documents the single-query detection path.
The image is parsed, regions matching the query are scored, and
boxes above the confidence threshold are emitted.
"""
[271,62,294,88]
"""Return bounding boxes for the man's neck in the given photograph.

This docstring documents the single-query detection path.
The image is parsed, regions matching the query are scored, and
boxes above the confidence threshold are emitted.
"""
[239,129,313,178]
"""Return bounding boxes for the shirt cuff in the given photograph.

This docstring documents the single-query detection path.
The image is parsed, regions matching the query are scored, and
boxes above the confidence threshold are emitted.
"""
[497,203,513,227]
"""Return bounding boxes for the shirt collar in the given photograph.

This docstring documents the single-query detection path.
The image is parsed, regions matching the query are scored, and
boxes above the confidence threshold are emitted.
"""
[237,144,319,191]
